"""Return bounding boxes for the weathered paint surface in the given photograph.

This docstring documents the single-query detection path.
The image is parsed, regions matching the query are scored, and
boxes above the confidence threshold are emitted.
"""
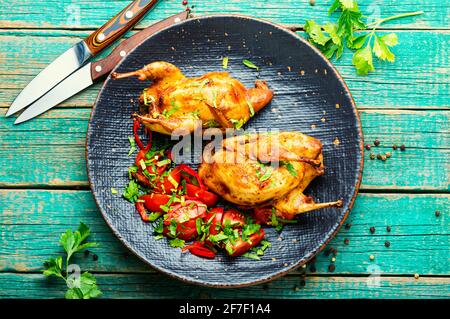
[0,0,448,298]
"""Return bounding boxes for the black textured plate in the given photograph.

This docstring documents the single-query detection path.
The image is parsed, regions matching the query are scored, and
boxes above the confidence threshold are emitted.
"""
[87,15,363,287]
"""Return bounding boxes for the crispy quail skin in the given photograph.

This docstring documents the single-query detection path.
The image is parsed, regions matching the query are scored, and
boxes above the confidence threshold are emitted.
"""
[112,61,273,135]
[198,132,342,219]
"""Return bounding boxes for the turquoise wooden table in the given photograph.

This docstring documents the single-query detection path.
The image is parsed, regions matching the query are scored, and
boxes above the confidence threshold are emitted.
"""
[0,0,448,299]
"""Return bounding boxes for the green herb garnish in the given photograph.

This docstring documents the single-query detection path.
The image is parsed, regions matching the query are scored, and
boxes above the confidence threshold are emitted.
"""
[169,238,185,248]
[247,100,255,117]
[281,161,297,177]
[222,56,229,69]
[43,223,101,299]
[123,180,140,202]
[127,136,136,156]
[242,59,259,70]
[304,0,423,75]
[230,118,245,129]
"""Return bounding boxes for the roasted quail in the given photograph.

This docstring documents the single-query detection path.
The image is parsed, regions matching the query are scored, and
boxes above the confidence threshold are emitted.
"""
[198,132,342,221]
[112,61,273,135]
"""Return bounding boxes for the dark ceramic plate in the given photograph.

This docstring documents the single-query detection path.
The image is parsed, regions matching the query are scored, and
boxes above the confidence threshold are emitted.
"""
[87,15,363,287]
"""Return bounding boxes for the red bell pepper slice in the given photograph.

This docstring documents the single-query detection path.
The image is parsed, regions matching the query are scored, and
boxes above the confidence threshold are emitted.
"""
[133,118,151,151]
[183,242,216,259]
[135,201,150,222]
[226,228,265,257]
[177,164,206,189]
[185,183,219,207]
[163,200,207,241]
[132,171,153,188]
[222,209,246,228]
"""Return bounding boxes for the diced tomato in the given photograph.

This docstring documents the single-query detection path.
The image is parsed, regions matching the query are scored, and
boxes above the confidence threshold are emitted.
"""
[222,209,246,228]
[154,167,181,194]
[226,229,265,257]
[136,151,168,175]
[163,200,207,241]
[139,193,172,213]
[185,183,219,207]
[205,207,224,236]
[182,241,216,259]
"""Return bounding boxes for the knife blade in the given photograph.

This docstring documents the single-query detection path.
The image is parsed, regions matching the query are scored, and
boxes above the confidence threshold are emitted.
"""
[14,11,190,124]
[6,0,159,117]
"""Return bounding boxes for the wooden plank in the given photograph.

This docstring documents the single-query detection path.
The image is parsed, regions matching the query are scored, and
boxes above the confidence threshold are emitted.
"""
[0,30,448,109]
[0,273,448,299]
[1,109,448,190]
[1,190,448,275]
[0,0,447,29]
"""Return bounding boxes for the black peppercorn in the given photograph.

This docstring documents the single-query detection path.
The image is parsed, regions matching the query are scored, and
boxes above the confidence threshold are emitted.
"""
[345,223,351,230]
[385,241,390,248]
[370,226,375,234]
[386,226,391,232]
[400,144,406,151]
[374,140,380,146]
[344,238,349,245]
[393,144,398,150]
[328,264,336,272]
[435,210,441,217]
[92,254,98,261]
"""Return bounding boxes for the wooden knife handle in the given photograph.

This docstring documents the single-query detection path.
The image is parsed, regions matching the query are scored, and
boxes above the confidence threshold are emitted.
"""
[84,0,158,55]
[91,11,190,80]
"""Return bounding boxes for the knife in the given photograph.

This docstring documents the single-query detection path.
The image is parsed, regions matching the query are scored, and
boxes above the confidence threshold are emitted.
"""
[13,10,190,124]
[6,0,160,118]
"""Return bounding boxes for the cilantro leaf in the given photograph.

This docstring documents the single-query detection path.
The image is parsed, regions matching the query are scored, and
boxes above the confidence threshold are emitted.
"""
[379,33,398,47]
[65,272,102,299]
[169,238,185,248]
[123,180,140,202]
[352,44,375,75]
[305,20,330,46]
[306,0,421,75]
[43,223,101,299]
[373,35,395,62]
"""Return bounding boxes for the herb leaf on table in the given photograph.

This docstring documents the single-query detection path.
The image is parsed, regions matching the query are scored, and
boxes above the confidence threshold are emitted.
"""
[305,0,422,75]
[43,223,101,299]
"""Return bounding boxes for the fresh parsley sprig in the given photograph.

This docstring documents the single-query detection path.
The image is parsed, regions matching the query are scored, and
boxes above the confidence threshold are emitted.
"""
[305,0,423,75]
[43,223,102,299]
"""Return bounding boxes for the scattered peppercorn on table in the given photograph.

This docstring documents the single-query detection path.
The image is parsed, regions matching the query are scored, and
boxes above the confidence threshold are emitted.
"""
[0,0,448,299]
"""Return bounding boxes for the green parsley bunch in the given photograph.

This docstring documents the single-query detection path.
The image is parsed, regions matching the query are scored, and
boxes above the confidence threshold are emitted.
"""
[43,223,101,299]
[305,0,423,75]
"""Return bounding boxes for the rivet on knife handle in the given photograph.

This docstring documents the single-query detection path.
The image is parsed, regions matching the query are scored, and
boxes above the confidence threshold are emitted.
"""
[91,11,190,81]
[84,0,159,56]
